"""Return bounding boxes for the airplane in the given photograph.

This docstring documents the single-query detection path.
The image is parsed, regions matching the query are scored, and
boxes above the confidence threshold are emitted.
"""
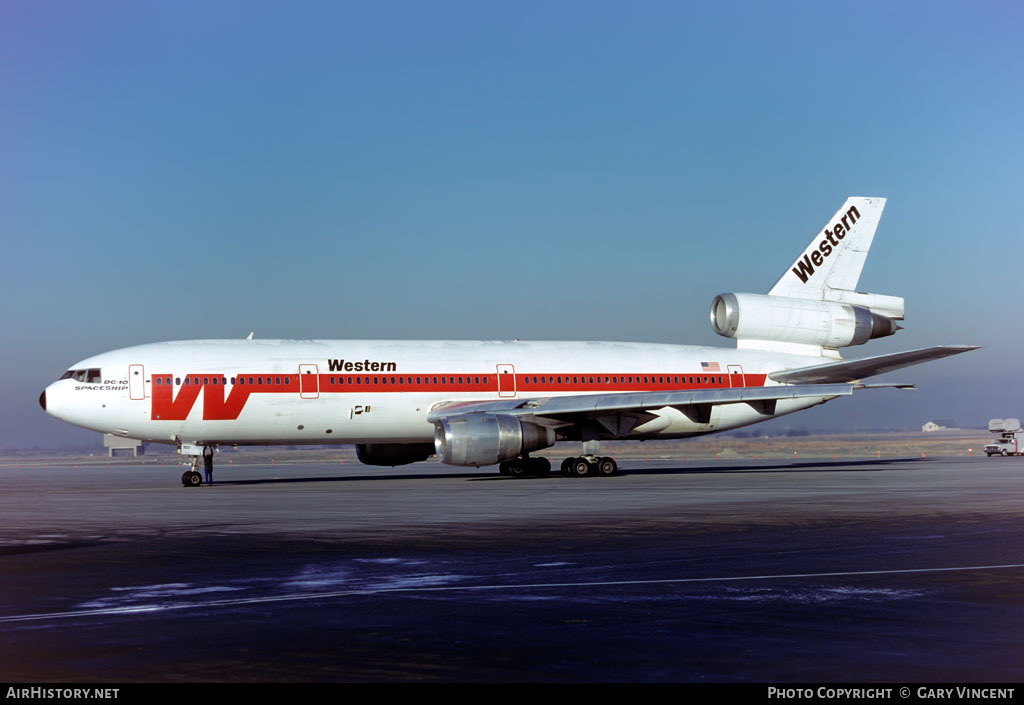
[40,197,977,486]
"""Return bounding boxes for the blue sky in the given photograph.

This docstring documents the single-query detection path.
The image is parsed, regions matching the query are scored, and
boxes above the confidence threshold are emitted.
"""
[3,1,1022,447]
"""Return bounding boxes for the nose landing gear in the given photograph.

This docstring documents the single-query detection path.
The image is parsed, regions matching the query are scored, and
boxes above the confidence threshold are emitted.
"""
[177,442,212,487]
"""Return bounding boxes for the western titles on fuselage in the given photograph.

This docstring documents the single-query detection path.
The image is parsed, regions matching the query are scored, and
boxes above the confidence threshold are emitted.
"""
[327,359,398,372]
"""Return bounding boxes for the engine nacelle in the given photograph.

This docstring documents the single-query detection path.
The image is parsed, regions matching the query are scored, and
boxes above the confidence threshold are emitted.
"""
[433,414,556,467]
[710,292,900,348]
[356,443,435,467]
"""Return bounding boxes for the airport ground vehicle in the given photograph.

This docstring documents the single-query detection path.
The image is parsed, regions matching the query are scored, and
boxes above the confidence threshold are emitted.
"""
[40,197,977,484]
[986,419,1023,456]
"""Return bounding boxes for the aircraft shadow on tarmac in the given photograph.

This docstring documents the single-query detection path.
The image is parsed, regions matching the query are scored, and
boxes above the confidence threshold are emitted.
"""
[619,457,928,476]
[208,457,928,486]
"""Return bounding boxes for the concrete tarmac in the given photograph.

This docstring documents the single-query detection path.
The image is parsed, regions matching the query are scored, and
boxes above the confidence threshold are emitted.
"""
[2,456,1023,682]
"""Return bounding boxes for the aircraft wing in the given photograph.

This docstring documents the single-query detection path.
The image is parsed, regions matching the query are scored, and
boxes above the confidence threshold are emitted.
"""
[768,345,980,385]
[427,383,856,431]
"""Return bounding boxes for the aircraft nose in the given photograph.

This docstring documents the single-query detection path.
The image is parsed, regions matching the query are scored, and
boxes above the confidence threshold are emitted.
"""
[39,389,46,411]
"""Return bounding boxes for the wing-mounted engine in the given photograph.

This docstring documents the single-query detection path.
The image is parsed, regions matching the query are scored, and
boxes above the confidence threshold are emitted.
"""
[710,292,903,349]
[434,414,555,467]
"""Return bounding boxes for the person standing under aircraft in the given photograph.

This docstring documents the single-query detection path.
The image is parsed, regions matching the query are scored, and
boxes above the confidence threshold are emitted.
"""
[203,445,214,485]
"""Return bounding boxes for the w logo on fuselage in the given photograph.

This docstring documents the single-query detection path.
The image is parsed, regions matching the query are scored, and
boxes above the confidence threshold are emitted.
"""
[151,375,252,421]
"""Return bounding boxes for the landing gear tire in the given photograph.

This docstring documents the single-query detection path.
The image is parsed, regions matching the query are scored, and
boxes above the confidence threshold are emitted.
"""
[597,457,617,477]
[182,470,202,487]
[571,458,594,477]
[501,457,551,477]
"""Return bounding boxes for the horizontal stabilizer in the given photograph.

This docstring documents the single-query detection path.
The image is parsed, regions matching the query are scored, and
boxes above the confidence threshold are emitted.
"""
[768,345,980,385]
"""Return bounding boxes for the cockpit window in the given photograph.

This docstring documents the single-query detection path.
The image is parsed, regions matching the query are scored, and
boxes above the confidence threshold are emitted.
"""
[62,368,102,383]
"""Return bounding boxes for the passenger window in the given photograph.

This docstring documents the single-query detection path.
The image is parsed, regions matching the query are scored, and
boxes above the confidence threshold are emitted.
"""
[176,377,181,385]
[230,377,236,385]
[203,377,209,385]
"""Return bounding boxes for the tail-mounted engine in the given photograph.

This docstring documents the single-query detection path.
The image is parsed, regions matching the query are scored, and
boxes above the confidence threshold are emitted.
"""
[434,414,556,467]
[710,292,903,348]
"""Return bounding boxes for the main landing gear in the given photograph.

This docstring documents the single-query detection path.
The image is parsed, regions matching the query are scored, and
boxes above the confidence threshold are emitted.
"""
[559,456,618,477]
[496,453,619,478]
[498,456,551,477]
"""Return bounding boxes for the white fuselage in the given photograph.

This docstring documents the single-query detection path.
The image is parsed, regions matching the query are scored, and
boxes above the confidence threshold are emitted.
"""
[42,339,835,448]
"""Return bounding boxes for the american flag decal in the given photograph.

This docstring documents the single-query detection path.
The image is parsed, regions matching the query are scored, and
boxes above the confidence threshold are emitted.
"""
[701,361,721,372]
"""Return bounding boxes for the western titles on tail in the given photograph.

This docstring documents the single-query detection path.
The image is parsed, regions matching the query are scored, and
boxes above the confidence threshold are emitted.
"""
[711,197,904,357]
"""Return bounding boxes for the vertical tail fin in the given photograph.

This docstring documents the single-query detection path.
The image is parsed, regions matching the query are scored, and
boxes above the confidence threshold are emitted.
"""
[769,197,886,299]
